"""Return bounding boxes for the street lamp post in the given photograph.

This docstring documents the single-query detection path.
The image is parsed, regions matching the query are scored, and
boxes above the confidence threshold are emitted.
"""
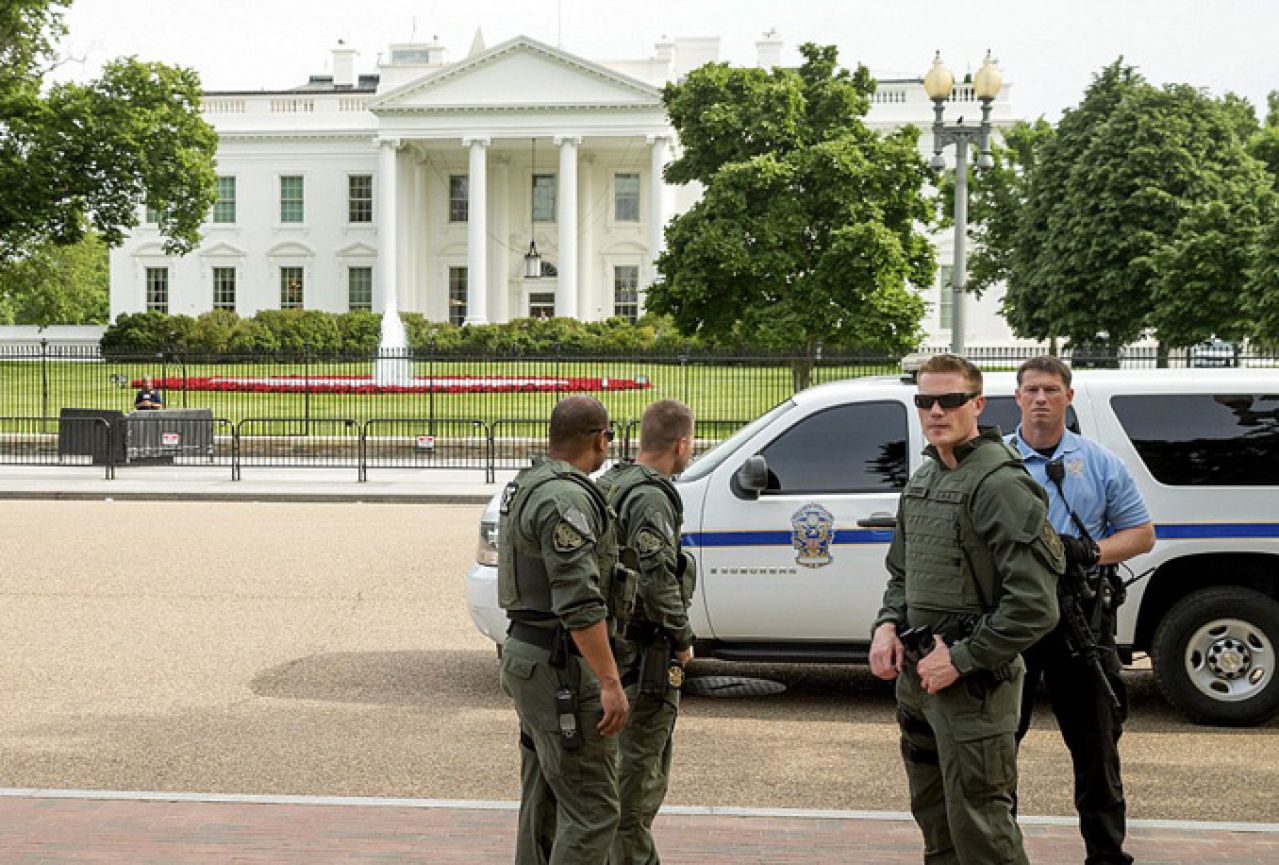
[924,51,1001,356]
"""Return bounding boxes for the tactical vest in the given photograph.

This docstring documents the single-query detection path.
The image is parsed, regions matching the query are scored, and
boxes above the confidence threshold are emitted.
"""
[598,463,696,618]
[497,459,628,629]
[900,434,1026,622]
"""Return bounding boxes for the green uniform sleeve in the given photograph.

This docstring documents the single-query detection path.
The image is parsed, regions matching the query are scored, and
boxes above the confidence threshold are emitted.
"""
[623,485,694,649]
[949,470,1062,675]
[873,498,908,636]
[527,485,609,632]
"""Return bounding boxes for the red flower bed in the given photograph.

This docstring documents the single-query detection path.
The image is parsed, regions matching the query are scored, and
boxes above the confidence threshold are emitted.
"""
[139,375,651,394]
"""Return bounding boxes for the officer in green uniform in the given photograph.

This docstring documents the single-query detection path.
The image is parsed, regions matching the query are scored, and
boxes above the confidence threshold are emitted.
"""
[597,400,697,865]
[870,354,1063,865]
[498,396,635,865]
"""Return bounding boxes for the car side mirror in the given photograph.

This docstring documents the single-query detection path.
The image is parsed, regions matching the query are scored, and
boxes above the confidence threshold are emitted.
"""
[733,455,769,500]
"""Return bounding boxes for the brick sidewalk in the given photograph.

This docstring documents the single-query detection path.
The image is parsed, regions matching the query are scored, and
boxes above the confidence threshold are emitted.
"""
[2,794,1277,864]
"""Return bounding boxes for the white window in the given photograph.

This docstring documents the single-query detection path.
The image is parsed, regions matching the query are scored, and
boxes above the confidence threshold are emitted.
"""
[614,265,640,322]
[213,176,236,223]
[280,266,304,309]
[615,173,640,222]
[348,266,373,311]
[280,176,304,223]
[449,267,468,325]
[145,267,168,312]
[532,174,556,222]
[212,267,236,310]
[348,175,372,223]
[449,175,468,223]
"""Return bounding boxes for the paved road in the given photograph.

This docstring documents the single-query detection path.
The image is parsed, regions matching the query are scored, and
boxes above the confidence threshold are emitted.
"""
[2,500,1277,823]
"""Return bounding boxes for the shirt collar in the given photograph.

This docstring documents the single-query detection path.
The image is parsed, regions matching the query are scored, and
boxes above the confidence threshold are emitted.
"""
[1010,425,1082,461]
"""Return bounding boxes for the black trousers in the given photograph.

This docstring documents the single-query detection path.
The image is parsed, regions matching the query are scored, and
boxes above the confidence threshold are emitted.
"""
[1016,622,1132,865]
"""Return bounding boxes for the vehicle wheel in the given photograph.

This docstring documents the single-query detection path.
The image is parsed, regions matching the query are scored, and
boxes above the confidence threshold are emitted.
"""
[1152,586,1279,726]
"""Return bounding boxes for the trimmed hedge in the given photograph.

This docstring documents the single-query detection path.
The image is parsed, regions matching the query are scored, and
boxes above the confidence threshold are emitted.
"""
[101,310,704,355]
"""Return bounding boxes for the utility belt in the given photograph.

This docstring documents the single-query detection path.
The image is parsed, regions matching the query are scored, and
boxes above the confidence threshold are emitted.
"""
[899,614,1013,686]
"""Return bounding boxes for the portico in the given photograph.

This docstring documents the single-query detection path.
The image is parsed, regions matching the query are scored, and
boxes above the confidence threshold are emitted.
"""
[369,36,671,325]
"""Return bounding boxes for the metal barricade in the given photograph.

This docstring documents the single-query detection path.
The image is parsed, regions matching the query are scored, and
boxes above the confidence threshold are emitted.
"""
[1,415,116,479]
[489,418,625,481]
[233,417,361,481]
[359,418,490,482]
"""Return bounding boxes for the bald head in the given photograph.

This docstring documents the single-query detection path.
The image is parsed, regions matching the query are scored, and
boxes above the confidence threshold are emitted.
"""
[549,396,610,456]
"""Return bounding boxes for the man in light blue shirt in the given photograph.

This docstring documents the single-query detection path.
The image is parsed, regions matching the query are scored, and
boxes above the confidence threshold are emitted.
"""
[1007,355,1155,865]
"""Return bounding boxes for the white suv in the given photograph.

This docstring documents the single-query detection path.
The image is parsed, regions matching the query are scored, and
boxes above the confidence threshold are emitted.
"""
[466,369,1279,726]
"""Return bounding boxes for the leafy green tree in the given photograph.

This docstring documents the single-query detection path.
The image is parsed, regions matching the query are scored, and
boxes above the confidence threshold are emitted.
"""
[649,44,934,387]
[1,0,217,265]
[1248,91,1279,189]
[0,232,108,325]
[1244,202,1279,346]
[991,61,1269,350]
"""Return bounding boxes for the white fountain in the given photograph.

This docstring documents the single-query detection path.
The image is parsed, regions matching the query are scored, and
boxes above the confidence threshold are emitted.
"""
[373,291,412,387]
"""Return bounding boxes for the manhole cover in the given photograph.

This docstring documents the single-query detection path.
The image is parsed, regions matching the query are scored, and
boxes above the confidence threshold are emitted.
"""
[683,676,787,697]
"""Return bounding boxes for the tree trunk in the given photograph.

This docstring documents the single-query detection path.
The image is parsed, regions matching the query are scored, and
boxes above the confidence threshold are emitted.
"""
[1156,340,1170,369]
[791,344,816,393]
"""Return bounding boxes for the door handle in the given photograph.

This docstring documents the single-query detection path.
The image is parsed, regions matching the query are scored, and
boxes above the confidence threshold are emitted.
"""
[857,513,897,529]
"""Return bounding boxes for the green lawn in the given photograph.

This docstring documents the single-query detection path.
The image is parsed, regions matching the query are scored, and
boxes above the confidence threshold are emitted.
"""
[0,356,898,428]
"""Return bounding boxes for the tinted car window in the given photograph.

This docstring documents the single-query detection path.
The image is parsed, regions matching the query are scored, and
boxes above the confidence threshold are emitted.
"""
[760,401,908,494]
[982,396,1079,437]
[1111,393,1279,486]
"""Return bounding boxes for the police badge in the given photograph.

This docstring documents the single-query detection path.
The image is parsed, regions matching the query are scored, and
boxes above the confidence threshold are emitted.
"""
[791,503,836,568]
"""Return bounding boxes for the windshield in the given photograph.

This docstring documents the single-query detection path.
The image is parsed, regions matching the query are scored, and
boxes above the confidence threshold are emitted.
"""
[678,398,797,483]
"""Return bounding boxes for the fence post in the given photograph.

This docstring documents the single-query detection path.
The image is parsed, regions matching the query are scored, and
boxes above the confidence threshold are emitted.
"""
[40,338,49,430]
[303,341,312,436]
[680,343,690,404]
[428,335,436,436]
[180,355,188,408]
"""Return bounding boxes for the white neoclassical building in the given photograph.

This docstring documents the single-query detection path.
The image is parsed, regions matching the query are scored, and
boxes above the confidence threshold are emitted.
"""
[109,33,1020,345]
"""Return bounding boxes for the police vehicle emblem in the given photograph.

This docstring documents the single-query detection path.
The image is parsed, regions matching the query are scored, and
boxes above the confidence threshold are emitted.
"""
[791,503,836,568]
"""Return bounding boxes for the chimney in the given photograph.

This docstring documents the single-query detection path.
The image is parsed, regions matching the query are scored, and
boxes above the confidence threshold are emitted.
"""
[332,41,357,87]
[756,29,783,69]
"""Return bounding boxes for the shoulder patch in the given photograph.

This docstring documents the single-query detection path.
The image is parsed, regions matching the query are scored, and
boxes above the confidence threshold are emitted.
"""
[1041,521,1064,559]
[499,481,518,515]
[561,505,593,538]
[553,519,588,553]
[635,526,668,558]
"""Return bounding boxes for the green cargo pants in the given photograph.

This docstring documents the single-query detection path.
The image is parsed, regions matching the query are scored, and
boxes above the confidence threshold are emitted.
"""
[609,639,680,865]
[896,658,1028,865]
[501,635,621,865]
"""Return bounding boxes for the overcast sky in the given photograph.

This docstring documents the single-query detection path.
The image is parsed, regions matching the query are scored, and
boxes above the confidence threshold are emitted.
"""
[50,0,1279,122]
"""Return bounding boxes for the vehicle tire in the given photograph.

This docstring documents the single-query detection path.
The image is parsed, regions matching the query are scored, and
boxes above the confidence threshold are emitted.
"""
[1151,586,1279,726]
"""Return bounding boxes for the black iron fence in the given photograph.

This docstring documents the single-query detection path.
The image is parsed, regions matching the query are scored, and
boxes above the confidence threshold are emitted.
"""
[2,342,1276,480]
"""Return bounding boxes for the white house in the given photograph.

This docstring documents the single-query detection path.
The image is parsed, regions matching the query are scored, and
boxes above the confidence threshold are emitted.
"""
[109,33,1020,346]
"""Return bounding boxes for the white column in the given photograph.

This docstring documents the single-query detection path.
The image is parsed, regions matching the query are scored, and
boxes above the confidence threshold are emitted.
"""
[492,156,511,323]
[646,135,670,297]
[376,138,400,314]
[463,137,490,325]
[412,151,429,313]
[578,154,594,318]
[555,136,580,319]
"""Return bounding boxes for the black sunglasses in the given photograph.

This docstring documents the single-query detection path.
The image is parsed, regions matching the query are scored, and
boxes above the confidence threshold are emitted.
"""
[591,427,616,442]
[914,391,981,410]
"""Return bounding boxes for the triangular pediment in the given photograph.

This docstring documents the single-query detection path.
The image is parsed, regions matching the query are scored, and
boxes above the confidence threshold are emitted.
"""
[373,36,662,112]
[266,241,314,257]
[335,242,377,257]
[199,241,247,258]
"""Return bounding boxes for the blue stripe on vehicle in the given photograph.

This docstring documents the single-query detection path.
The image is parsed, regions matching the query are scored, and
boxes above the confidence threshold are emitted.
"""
[681,524,1279,549]
[1155,524,1279,540]
[682,529,895,548]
